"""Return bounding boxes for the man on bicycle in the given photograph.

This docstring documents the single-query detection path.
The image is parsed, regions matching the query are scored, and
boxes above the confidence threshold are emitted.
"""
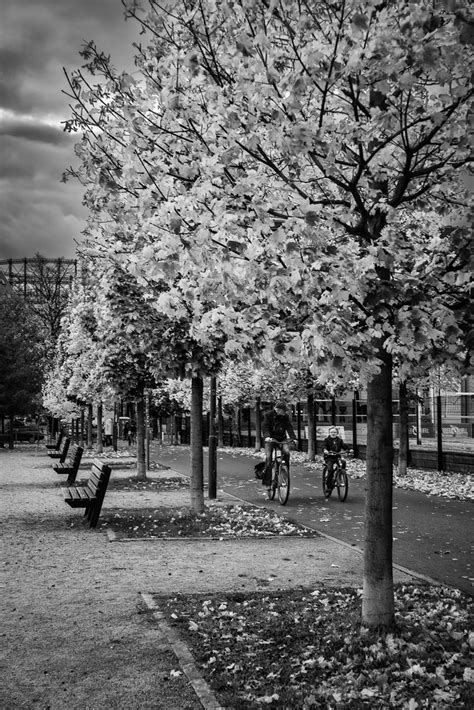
[262,401,296,490]
[323,426,350,487]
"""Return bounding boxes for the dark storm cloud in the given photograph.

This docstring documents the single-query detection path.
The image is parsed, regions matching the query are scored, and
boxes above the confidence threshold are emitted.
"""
[0,117,73,146]
[0,0,140,259]
[1,0,138,115]
[0,133,87,258]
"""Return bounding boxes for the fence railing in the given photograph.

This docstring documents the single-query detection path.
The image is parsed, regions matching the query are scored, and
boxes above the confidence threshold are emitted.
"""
[165,393,474,473]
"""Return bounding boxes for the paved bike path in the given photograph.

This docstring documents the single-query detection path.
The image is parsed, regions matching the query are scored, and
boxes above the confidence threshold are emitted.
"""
[153,445,473,596]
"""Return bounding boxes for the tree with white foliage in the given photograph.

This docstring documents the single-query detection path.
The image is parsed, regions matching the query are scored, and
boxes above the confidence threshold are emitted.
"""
[42,325,81,424]
[64,0,472,627]
[119,0,472,628]
[63,44,260,509]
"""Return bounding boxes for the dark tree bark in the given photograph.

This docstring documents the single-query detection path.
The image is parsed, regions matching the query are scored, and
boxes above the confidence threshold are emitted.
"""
[96,402,103,454]
[87,403,93,449]
[362,352,395,628]
[190,374,205,513]
[208,376,217,499]
[136,395,147,481]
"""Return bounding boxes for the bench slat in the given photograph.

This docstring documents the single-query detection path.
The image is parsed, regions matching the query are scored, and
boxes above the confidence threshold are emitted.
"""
[53,446,83,484]
[48,437,70,462]
[62,485,95,507]
[63,459,111,526]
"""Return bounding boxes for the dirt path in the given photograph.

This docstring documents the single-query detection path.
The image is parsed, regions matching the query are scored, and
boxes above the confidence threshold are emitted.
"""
[0,447,416,709]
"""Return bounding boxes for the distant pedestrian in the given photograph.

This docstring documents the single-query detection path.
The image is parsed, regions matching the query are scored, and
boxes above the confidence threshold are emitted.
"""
[128,420,136,446]
[104,418,113,446]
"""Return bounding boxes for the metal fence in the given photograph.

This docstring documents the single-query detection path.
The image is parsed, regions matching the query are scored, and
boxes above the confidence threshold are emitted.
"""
[233,394,474,452]
[160,393,474,472]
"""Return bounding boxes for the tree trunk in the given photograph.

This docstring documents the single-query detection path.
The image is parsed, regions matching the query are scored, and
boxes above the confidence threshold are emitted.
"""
[96,402,103,454]
[145,390,150,472]
[208,376,217,499]
[398,382,409,476]
[136,396,147,481]
[232,408,242,446]
[8,413,14,449]
[190,374,205,512]
[362,352,394,629]
[307,390,316,461]
[255,397,262,451]
[168,415,176,444]
[87,403,93,449]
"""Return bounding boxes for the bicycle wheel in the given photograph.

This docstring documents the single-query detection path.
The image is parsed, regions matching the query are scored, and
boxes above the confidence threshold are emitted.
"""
[336,468,348,502]
[277,462,290,505]
[267,461,277,500]
[322,466,333,498]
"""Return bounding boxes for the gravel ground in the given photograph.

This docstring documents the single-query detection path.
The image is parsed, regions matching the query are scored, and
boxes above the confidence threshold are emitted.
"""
[1,445,417,709]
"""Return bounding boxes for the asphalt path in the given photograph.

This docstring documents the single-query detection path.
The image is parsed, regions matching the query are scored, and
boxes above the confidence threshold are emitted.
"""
[152,444,473,597]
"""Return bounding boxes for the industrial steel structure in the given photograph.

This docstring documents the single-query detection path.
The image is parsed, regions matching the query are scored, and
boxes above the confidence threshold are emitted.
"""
[0,258,77,299]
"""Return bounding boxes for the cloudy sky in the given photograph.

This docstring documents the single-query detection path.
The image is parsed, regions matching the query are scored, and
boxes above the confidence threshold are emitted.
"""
[0,0,141,260]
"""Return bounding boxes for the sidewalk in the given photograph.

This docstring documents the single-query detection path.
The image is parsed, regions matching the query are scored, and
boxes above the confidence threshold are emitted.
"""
[1,446,417,709]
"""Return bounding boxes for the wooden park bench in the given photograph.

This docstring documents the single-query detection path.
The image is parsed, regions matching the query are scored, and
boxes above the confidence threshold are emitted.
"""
[45,431,64,451]
[48,436,70,462]
[52,445,83,485]
[62,459,112,528]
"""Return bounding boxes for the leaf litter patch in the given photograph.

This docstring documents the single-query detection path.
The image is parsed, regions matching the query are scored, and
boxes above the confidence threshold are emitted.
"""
[108,476,188,492]
[100,504,317,539]
[156,584,473,709]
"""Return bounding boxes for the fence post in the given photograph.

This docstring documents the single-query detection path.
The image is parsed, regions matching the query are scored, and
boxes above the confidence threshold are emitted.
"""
[436,394,443,472]
[352,391,359,457]
[307,390,316,460]
[255,397,262,451]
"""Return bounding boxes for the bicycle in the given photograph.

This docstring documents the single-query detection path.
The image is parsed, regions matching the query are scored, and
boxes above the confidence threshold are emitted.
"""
[266,439,292,505]
[322,452,350,502]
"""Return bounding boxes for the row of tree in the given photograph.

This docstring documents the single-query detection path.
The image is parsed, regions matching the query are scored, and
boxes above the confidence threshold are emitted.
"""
[46,0,472,628]
[0,293,45,433]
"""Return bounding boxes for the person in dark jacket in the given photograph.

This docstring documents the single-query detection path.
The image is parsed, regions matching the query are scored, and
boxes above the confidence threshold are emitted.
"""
[261,400,296,489]
[323,426,350,485]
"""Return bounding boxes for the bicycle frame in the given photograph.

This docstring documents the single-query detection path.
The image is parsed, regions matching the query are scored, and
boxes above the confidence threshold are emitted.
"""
[322,453,349,502]
[267,439,291,505]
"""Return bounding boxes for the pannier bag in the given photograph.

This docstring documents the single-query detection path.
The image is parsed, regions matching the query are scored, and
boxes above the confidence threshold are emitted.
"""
[254,461,265,479]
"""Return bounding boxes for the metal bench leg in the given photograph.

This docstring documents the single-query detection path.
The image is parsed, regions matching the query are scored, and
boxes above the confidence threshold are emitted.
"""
[89,505,99,528]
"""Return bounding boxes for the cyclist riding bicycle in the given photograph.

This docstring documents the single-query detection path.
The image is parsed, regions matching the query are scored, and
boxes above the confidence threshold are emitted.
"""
[323,426,350,487]
[262,400,296,491]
